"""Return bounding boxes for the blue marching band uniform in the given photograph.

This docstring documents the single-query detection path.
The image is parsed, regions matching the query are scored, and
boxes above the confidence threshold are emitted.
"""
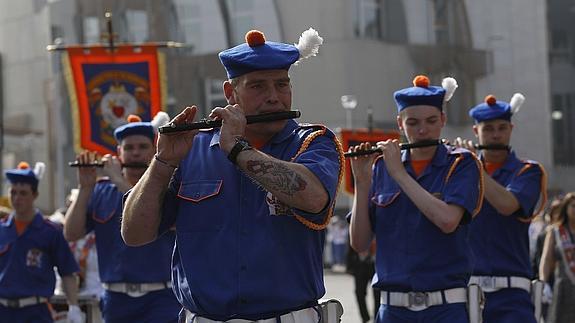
[467,94,547,323]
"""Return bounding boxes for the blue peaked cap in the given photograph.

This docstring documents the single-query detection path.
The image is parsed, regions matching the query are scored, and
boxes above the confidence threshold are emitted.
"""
[219,30,300,79]
[394,75,450,112]
[113,115,154,142]
[469,95,512,123]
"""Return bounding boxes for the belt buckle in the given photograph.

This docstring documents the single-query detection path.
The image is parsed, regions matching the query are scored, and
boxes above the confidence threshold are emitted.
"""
[408,292,428,310]
[7,299,20,308]
[126,283,141,293]
[481,276,496,290]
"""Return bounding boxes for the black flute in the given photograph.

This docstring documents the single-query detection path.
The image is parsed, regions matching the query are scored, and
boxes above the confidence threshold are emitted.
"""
[68,162,148,169]
[158,110,301,134]
[344,139,444,158]
[474,144,510,151]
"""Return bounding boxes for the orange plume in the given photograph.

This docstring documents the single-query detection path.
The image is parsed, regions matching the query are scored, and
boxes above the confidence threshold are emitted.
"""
[245,30,266,47]
[413,75,430,88]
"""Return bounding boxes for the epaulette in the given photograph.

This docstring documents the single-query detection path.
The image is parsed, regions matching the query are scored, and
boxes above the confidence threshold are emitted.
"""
[517,159,548,222]
[44,219,64,230]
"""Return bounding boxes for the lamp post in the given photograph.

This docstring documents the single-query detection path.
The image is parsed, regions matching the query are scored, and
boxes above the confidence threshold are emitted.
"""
[341,95,357,129]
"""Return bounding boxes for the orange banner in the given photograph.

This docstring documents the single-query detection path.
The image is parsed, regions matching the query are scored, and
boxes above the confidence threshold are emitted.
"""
[340,129,400,194]
[63,45,165,154]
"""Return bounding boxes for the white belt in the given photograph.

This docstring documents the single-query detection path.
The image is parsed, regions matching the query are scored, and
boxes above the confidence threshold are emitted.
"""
[380,288,467,312]
[183,307,320,323]
[0,296,49,308]
[469,275,531,293]
[103,281,172,297]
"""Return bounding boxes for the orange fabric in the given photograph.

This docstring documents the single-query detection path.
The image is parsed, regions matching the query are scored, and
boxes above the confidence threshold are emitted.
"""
[411,159,432,177]
[65,45,162,155]
[15,219,32,235]
[250,139,267,150]
[484,161,504,176]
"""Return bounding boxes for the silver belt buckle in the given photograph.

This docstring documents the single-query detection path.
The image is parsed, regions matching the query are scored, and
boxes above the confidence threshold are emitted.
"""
[126,283,142,293]
[7,299,20,308]
[481,276,496,290]
[408,292,428,310]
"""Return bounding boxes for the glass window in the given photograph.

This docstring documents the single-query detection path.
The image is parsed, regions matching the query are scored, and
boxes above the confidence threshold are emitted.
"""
[552,93,575,165]
[227,0,255,44]
[83,16,100,44]
[125,10,148,43]
[172,0,228,54]
[205,78,227,113]
[354,0,381,39]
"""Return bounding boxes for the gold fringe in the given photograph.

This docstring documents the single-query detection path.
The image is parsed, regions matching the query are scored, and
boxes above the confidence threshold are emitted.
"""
[61,52,83,154]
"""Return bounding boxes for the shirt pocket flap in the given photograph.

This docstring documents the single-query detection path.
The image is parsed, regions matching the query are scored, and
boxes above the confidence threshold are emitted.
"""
[0,242,11,256]
[178,180,223,203]
[371,191,400,207]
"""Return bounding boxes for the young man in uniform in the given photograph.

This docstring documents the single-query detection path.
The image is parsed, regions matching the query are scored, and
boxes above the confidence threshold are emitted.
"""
[122,28,344,322]
[1,162,81,323]
[349,75,484,322]
[455,94,546,322]
[64,114,181,323]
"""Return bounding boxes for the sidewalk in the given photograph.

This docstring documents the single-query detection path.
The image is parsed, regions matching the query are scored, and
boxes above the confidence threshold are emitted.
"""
[323,269,377,323]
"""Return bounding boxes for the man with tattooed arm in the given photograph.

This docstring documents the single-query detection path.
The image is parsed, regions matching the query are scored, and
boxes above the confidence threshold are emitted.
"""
[122,28,343,323]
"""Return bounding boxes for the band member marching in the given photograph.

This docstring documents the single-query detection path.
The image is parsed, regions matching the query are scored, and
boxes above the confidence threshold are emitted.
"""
[64,112,182,323]
[349,75,484,323]
[455,93,547,322]
[122,28,344,322]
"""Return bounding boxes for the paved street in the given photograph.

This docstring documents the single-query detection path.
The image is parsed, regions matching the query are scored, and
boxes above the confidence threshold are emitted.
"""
[323,270,377,323]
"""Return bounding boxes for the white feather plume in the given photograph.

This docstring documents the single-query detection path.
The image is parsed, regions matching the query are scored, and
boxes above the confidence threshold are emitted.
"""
[441,77,458,102]
[294,28,323,65]
[151,111,171,130]
[33,162,46,180]
[509,93,525,115]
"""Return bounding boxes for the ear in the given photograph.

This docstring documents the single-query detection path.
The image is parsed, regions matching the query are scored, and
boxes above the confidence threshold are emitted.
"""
[396,115,403,131]
[116,145,123,161]
[223,81,236,104]
[472,124,479,137]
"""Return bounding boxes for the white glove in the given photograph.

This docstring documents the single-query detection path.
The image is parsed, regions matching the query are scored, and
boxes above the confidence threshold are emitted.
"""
[542,283,553,304]
[67,305,84,323]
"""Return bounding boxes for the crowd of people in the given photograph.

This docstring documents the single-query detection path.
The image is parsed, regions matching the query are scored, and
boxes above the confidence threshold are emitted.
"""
[1,25,574,323]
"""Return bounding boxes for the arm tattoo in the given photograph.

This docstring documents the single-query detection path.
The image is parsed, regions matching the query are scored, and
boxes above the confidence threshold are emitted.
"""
[245,160,307,196]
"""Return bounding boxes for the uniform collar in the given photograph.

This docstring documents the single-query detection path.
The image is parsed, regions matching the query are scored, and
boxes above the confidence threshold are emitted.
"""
[480,150,519,173]
[209,120,298,148]
[1,211,43,229]
[401,143,449,167]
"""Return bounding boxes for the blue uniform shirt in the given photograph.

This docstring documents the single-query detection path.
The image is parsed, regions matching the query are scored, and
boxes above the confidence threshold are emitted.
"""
[469,151,544,278]
[0,212,79,298]
[87,180,175,283]
[159,120,342,320]
[369,144,483,292]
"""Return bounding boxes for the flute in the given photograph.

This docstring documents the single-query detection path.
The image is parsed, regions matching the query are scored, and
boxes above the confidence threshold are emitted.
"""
[158,110,301,134]
[344,139,444,158]
[68,162,148,169]
[474,144,510,151]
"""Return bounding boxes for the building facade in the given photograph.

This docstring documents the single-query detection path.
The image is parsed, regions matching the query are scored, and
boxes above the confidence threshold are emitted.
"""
[0,0,570,211]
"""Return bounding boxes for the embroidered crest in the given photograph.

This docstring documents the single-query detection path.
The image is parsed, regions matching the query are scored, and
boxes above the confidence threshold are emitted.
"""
[266,192,294,216]
[26,248,43,268]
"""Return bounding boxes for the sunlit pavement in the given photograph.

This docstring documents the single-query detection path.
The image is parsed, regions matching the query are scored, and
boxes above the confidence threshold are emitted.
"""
[323,269,377,323]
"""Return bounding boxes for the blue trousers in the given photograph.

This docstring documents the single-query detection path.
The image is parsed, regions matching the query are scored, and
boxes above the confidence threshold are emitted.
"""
[376,303,468,323]
[482,288,536,323]
[101,288,181,323]
[0,303,52,323]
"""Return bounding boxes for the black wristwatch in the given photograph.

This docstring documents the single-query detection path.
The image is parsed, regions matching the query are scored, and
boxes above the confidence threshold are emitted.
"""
[227,137,253,165]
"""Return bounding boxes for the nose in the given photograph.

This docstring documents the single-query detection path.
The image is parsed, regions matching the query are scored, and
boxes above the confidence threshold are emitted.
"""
[265,86,280,104]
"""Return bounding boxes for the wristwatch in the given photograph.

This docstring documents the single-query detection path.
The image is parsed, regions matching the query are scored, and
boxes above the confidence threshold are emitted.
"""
[227,137,253,165]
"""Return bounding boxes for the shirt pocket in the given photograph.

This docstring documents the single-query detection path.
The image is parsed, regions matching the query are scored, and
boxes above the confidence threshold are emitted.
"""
[0,242,10,256]
[370,190,401,233]
[177,180,224,232]
[91,204,117,224]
